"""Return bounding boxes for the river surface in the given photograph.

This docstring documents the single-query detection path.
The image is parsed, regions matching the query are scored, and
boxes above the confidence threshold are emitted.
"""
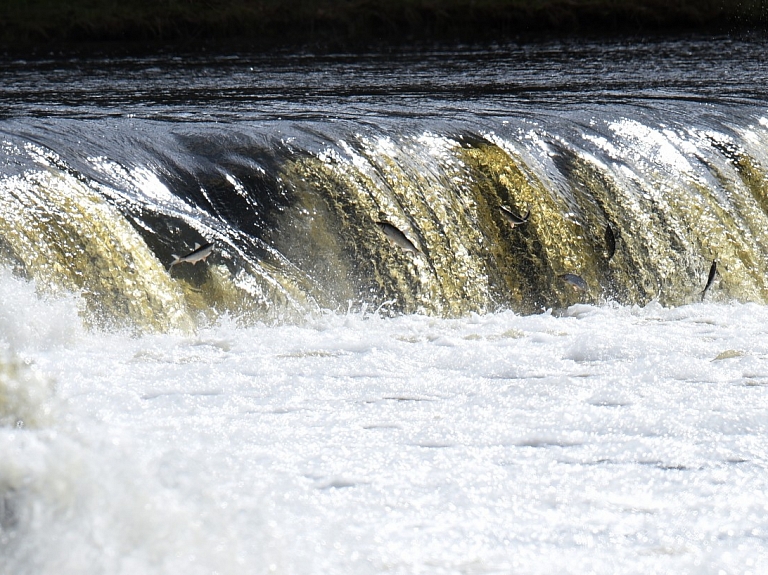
[1,35,768,575]
[1,36,766,120]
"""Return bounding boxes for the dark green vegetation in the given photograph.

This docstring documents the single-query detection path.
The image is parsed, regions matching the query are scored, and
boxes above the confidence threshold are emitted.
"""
[1,0,767,52]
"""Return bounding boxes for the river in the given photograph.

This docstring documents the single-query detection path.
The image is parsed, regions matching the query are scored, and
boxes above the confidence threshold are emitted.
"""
[1,35,768,574]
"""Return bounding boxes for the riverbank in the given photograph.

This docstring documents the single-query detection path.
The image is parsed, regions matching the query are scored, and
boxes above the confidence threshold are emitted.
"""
[1,0,767,54]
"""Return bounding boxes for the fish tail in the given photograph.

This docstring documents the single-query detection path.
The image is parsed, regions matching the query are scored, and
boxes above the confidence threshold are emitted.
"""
[168,255,180,271]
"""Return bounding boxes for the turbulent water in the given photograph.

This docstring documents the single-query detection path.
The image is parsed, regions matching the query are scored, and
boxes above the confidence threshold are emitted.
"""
[1,35,768,574]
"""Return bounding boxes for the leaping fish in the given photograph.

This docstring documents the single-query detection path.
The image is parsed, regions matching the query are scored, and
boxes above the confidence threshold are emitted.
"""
[169,242,214,270]
[605,225,616,260]
[499,205,530,227]
[701,259,718,301]
[375,222,420,255]
[559,273,588,292]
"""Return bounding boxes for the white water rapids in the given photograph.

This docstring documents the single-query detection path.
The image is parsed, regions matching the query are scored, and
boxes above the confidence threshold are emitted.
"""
[1,270,767,575]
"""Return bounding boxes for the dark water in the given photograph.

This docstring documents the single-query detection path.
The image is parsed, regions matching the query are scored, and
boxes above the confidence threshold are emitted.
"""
[1,35,767,327]
[2,35,766,121]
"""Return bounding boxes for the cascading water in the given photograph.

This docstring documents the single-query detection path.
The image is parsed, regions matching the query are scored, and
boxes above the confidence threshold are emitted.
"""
[2,105,768,327]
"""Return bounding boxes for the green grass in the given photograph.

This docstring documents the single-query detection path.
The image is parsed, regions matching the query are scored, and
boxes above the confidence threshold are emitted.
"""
[1,0,766,51]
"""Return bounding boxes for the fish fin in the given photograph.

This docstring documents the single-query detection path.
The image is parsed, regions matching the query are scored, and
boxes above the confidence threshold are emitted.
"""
[194,243,200,250]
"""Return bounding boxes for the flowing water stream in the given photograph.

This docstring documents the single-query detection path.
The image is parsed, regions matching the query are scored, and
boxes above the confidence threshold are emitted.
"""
[1,37,767,327]
[1,35,768,574]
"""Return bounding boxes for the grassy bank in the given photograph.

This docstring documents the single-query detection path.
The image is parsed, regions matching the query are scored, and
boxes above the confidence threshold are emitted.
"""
[1,0,766,52]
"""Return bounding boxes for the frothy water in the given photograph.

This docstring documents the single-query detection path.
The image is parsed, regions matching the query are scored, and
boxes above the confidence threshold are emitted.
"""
[2,271,768,574]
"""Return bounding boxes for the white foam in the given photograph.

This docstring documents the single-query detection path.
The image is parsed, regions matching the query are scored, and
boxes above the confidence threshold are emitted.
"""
[608,118,696,176]
[0,270,84,353]
[2,290,768,574]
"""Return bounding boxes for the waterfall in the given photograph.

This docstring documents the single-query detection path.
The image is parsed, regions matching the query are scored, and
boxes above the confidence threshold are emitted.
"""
[2,105,767,328]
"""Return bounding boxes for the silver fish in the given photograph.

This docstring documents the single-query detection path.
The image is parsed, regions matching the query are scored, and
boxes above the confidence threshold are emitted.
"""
[169,242,214,270]
[376,222,420,254]
[559,273,588,292]
[701,259,718,301]
[499,206,530,227]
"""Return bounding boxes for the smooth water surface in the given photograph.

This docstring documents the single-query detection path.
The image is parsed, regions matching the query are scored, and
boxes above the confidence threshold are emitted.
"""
[1,35,766,121]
